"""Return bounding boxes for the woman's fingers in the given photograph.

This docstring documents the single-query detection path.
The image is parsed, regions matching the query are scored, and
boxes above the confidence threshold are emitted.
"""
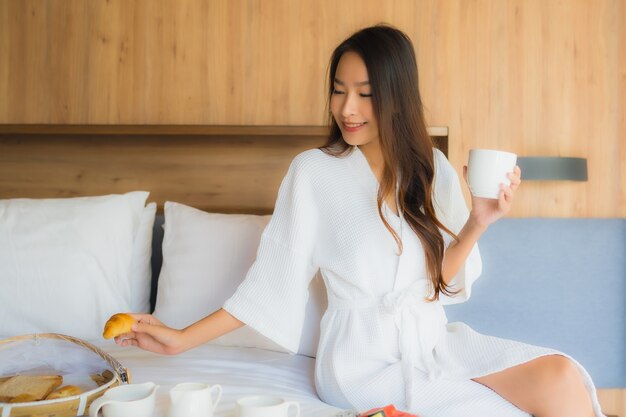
[508,165,522,190]
[502,165,521,206]
[498,184,514,211]
[127,313,163,326]
[132,320,163,336]
[114,328,168,353]
[114,330,137,345]
[498,186,507,208]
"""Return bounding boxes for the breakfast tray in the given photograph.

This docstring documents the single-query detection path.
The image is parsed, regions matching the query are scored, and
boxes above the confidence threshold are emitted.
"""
[0,333,129,417]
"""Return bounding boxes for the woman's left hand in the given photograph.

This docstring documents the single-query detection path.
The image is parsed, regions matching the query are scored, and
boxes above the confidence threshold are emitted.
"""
[463,165,522,228]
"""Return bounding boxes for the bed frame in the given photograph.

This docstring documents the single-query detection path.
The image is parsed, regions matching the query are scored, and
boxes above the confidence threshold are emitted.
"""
[0,124,447,213]
[1,124,623,416]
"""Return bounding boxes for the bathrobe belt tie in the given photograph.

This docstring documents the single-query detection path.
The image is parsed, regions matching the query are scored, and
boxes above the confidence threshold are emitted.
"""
[327,280,448,410]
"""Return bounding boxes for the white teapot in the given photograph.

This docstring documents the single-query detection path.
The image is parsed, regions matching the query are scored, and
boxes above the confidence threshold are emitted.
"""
[168,382,222,417]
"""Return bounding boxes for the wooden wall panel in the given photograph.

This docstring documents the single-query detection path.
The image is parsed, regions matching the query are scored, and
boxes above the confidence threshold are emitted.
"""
[0,131,326,214]
[0,0,624,217]
[618,0,626,220]
[598,388,626,417]
[420,0,625,218]
[0,125,448,213]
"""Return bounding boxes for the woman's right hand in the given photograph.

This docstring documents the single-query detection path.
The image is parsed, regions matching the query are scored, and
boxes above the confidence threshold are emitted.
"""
[114,313,185,355]
[115,308,245,355]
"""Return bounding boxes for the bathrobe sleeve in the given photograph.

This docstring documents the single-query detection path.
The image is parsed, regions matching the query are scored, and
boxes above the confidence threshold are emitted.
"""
[223,153,319,353]
[432,148,482,305]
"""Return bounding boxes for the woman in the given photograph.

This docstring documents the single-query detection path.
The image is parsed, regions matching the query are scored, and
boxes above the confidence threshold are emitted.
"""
[117,25,603,417]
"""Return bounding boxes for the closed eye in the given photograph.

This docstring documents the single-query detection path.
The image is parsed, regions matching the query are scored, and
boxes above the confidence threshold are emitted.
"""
[332,89,345,95]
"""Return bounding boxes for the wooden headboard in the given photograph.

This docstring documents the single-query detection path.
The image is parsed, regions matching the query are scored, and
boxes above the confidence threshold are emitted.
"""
[0,125,448,213]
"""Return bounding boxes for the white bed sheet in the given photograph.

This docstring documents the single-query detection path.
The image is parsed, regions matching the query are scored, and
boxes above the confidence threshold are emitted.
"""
[98,342,345,417]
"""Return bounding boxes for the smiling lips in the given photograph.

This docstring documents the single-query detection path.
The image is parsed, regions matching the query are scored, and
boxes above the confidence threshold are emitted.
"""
[342,121,367,132]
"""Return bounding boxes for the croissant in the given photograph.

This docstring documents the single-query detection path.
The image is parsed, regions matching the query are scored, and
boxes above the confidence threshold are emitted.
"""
[102,313,136,339]
[9,393,39,403]
[46,385,83,400]
[0,375,63,402]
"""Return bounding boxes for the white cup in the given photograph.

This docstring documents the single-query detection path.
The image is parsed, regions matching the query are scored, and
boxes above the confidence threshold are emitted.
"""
[467,149,517,199]
[168,382,222,417]
[236,395,300,417]
[89,382,158,417]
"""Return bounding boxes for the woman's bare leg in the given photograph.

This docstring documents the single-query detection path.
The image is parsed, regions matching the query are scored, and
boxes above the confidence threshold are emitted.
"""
[472,355,595,417]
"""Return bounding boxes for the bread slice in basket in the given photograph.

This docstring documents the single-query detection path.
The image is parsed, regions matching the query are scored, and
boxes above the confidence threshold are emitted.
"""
[0,375,63,402]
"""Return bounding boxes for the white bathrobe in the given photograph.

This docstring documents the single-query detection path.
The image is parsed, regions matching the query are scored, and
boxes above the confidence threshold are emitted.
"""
[224,146,605,417]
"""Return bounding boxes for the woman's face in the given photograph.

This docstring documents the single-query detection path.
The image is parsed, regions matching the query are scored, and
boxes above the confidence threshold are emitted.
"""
[330,52,379,148]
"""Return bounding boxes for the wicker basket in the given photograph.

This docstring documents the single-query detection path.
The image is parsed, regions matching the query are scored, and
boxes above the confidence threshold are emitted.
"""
[0,333,129,417]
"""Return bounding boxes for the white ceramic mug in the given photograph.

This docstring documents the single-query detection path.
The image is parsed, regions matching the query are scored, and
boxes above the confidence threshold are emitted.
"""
[236,395,300,417]
[168,382,222,417]
[89,382,158,417]
[467,149,518,199]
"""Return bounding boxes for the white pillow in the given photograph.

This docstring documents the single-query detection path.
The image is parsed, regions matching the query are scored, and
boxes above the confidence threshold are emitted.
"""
[0,191,150,340]
[129,202,157,313]
[153,201,326,357]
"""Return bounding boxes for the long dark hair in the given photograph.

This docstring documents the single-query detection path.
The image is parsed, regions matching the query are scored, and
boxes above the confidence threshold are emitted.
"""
[321,24,457,300]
